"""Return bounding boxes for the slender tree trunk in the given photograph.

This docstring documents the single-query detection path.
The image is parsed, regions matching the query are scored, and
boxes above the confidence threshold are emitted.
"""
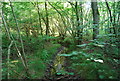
[105,0,113,34]
[1,8,30,78]
[45,1,49,36]
[36,2,43,35]
[79,3,83,44]
[7,41,13,79]
[75,2,80,44]
[49,2,66,39]
[105,1,118,39]
[91,0,99,40]
[9,1,30,77]
[75,2,83,44]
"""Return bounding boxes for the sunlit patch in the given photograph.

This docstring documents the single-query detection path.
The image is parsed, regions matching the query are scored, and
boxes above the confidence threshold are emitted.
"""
[11,60,19,63]
[94,59,104,63]
[87,59,104,63]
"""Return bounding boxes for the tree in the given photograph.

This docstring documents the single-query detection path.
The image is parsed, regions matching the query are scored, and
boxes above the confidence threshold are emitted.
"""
[91,0,99,40]
[45,1,49,36]
[9,1,30,77]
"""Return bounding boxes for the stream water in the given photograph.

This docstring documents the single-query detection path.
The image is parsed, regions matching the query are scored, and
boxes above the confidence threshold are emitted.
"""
[51,52,66,75]
[44,46,81,80]
[44,46,66,79]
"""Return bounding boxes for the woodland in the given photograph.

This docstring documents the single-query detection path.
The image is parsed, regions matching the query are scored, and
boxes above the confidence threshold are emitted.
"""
[1,0,120,80]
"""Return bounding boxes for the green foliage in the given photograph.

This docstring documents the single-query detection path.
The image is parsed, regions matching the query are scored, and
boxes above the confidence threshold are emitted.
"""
[28,55,46,78]
[2,2,119,79]
[59,51,78,57]
[65,37,119,79]
[68,52,118,79]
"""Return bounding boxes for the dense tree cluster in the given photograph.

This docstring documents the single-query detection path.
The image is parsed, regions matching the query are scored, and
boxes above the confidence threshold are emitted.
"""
[1,1,120,80]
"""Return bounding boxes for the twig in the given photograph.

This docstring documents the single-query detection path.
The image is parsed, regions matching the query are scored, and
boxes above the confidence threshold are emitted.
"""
[13,70,23,77]
[56,75,69,80]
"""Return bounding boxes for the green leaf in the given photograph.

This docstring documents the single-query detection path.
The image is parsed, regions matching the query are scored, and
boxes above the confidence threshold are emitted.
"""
[93,44,104,48]
[59,54,72,57]
[99,75,105,79]
[77,44,87,47]
[56,72,62,75]
[71,51,78,55]
[59,51,78,57]
[68,72,74,75]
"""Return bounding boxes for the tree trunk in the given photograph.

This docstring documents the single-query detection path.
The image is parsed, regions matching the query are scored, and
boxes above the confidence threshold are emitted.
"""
[75,2,83,44]
[79,3,83,44]
[45,1,49,36]
[91,0,99,40]
[9,1,30,78]
[75,2,80,44]
[36,2,43,35]
[105,1,118,37]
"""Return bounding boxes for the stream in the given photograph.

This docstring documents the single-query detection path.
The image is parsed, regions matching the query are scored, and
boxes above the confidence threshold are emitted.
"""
[44,46,66,79]
[43,46,81,80]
